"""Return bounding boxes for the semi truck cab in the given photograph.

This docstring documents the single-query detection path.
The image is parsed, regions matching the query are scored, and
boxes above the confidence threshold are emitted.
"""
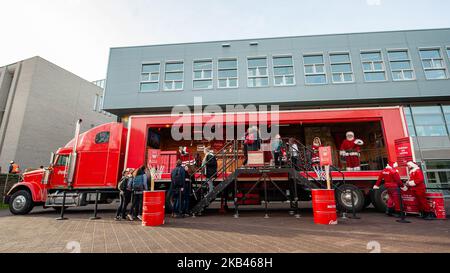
[5,122,127,215]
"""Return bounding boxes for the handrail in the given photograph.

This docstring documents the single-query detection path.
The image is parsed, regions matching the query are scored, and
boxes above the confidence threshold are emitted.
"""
[189,140,235,179]
[190,140,240,197]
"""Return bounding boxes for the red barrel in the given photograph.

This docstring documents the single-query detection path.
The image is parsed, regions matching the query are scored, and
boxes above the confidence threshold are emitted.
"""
[401,189,419,214]
[311,189,338,225]
[427,192,447,220]
[142,191,166,226]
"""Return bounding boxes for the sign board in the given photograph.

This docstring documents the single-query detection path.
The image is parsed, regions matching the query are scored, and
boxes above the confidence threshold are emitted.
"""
[247,151,265,167]
[147,149,161,167]
[394,137,415,167]
[319,146,333,166]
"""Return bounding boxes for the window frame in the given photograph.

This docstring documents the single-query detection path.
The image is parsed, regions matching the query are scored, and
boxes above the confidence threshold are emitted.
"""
[303,52,328,85]
[328,51,355,84]
[192,58,214,90]
[418,47,448,81]
[217,57,239,89]
[387,48,416,81]
[410,105,448,137]
[54,154,69,167]
[360,49,388,83]
[95,131,111,144]
[247,56,270,88]
[163,60,185,91]
[140,62,161,92]
[272,54,296,87]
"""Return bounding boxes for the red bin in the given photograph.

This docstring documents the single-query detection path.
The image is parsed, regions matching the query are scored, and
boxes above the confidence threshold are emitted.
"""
[401,189,420,215]
[427,192,447,220]
[142,191,166,226]
[311,189,338,225]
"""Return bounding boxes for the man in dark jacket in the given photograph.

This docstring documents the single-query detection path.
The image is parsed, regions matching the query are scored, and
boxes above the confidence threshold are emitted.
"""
[202,148,217,194]
[115,168,133,220]
[171,160,186,217]
[129,166,148,221]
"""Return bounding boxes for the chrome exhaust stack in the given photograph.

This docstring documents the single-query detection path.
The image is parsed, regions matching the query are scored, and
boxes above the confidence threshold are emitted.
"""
[66,119,82,186]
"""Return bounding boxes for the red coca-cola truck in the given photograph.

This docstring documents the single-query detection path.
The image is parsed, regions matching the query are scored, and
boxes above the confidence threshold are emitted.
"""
[4,106,411,215]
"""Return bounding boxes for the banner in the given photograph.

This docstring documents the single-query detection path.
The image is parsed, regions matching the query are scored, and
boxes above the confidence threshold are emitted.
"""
[394,137,415,167]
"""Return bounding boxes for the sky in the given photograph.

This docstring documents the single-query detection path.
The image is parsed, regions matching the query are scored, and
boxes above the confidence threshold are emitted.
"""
[1,0,450,81]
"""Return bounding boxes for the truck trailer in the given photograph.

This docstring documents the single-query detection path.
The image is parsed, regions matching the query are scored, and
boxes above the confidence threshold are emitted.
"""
[4,106,411,216]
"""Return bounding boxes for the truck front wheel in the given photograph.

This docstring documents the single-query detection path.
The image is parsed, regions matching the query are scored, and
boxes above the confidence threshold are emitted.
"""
[335,184,365,213]
[371,185,389,213]
[9,190,34,215]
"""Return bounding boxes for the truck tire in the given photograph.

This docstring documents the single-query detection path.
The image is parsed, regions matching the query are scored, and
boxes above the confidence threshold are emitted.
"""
[364,194,372,209]
[9,190,34,215]
[371,185,389,212]
[335,184,365,213]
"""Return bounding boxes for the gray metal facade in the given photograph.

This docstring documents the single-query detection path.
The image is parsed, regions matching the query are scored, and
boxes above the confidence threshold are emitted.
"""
[0,57,116,172]
[104,28,450,115]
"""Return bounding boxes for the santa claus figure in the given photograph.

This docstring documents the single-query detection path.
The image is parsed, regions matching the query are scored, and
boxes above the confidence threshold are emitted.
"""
[373,162,406,217]
[311,137,322,166]
[178,146,190,162]
[406,162,435,220]
[340,131,364,171]
[311,137,325,180]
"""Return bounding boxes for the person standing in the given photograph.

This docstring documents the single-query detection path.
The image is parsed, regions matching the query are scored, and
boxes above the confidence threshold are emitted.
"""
[183,165,193,217]
[311,137,324,180]
[129,166,148,221]
[406,162,435,220]
[271,134,282,167]
[115,168,133,220]
[202,148,217,194]
[288,138,299,170]
[340,131,364,171]
[373,162,405,217]
[9,161,20,174]
[171,160,186,217]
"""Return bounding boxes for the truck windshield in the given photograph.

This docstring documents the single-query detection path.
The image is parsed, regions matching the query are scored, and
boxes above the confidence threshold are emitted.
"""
[55,155,69,166]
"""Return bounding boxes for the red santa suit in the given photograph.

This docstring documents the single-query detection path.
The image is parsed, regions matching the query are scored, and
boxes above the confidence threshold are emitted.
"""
[311,137,322,167]
[406,162,431,214]
[311,144,321,166]
[177,147,191,162]
[340,133,364,171]
[374,164,404,211]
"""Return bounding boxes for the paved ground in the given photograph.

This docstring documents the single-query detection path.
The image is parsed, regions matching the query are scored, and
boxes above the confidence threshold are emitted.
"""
[0,203,449,253]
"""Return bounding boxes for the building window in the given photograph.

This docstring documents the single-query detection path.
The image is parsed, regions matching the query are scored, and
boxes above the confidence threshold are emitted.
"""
[411,106,447,136]
[425,160,450,196]
[403,107,416,137]
[387,50,415,81]
[247,57,269,87]
[329,53,354,83]
[419,48,447,80]
[193,59,213,90]
[443,105,450,135]
[164,61,184,91]
[447,47,450,60]
[218,58,238,88]
[273,56,295,86]
[140,63,160,92]
[303,54,326,84]
[361,51,387,82]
